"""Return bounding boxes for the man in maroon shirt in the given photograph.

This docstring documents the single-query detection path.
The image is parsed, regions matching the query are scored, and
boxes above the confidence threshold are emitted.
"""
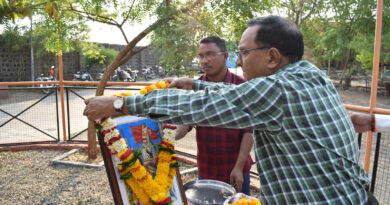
[175,36,254,195]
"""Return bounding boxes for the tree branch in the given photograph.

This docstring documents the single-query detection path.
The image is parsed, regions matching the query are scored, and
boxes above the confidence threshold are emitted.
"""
[67,4,119,26]
[299,0,318,27]
[119,45,150,66]
[120,0,136,27]
[118,25,129,45]
[96,0,203,96]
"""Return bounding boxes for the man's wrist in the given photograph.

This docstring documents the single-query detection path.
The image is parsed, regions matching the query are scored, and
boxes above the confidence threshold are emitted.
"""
[124,95,144,115]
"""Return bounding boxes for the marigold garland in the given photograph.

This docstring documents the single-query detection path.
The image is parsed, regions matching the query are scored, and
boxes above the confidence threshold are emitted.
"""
[230,198,262,205]
[113,91,133,96]
[140,81,170,94]
[93,80,177,204]
[95,117,178,205]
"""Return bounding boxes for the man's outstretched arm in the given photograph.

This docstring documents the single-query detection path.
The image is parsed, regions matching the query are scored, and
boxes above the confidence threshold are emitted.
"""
[230,132,254,192]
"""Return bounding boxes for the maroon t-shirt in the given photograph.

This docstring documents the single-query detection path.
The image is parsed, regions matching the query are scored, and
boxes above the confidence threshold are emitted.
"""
[196,69,253,183]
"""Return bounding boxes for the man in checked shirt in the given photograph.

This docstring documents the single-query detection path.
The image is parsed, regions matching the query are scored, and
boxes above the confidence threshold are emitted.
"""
[174,36,254,195]
[84,15,372,204]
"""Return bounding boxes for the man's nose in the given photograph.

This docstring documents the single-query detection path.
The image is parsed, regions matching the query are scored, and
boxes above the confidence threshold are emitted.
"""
[235,56,242,67]
[201,55,212,62]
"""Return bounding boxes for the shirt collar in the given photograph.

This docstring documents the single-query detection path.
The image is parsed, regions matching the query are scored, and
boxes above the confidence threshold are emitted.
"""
[274,60,306,75]
[201,68,231,83]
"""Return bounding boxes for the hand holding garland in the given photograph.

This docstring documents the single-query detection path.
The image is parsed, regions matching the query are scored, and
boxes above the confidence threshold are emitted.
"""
[83,81,170,121]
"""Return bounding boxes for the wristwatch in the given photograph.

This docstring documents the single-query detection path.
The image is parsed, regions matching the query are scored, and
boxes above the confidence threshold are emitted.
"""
[113,96,124,112]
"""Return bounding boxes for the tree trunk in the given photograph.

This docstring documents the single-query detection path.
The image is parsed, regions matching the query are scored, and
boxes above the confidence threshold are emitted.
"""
[339,49,351,86]
[344,77,351,90]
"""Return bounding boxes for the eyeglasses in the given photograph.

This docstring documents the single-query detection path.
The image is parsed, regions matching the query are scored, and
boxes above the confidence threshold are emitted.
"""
[235,46,269,61]
[198,51,225,61]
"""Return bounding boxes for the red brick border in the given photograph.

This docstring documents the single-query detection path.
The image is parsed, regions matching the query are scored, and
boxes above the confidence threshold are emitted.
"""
[0,143,100,152]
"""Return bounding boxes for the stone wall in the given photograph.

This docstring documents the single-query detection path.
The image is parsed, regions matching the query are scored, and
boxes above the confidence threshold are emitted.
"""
[0,39,162,82]
[87,44,162,79]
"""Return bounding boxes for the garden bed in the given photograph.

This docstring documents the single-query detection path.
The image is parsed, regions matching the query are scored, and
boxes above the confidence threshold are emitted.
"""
[0,149,260,204]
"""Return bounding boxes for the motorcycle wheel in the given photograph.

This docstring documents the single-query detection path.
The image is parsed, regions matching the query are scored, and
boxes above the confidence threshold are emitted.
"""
[40,83,50,94]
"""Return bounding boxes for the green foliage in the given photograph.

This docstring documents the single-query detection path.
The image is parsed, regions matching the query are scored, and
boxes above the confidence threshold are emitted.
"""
[82,44,119,70]
[152,0,272,74]
[1,0,89,56]
[152,2,220,74]
[0,23,29,50]
[306,0,382,75]
[0,0,33,23]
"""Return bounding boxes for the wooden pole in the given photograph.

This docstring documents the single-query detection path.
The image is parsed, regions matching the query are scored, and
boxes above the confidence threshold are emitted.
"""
[88,120,97,159]
[58,54,67,142]
[364,0,383,172]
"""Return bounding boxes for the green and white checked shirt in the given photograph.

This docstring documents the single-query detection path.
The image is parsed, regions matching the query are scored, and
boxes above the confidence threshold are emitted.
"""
[126,61,370,204]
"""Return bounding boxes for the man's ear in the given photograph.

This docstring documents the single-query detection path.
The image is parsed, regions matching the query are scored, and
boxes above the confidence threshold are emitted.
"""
[266,48,282,71]
[224,51,229,61]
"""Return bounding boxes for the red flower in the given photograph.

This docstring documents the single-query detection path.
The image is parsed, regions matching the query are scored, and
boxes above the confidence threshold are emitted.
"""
[120,149,133,161]
[154,196,171,205]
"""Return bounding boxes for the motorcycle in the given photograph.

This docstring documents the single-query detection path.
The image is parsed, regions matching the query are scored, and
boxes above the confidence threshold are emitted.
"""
[141,65,156,81]
[96,69,105,81]
[155,65,167,78]
[97,67,137,82]
[36,73,56,94]
[116,66,136,82]
[72,71,94,81]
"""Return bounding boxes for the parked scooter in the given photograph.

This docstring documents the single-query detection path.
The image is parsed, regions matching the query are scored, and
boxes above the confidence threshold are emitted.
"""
[36,66,56,94]
[72,71,94,81]
[141,65,156,81]
[97,66,137,82]
[155,65,167,78]
[116,66,137,82]
[96,69,105,81]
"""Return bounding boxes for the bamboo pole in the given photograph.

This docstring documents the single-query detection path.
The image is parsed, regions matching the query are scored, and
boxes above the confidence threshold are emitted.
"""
[58,54,67,142]
[364,0,383,172]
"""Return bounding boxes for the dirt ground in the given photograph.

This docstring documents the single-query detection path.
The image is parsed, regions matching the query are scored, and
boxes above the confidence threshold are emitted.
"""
[337,87,390,110]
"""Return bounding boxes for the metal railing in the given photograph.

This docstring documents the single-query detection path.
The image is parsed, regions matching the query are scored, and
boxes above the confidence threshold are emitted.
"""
[0,87,60,145]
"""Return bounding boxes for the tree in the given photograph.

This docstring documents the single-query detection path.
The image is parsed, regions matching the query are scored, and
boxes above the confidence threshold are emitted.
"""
[277,0,325,28]
[151,0,273,74]
[1,0,90,56]
[82,44,119,70]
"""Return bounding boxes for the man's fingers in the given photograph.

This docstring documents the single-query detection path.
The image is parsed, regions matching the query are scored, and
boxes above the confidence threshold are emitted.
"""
[84,97,94,105]
[230,177,236,188]
[236,184,242,192]
[167,80,177,88]
[164,78,174,83]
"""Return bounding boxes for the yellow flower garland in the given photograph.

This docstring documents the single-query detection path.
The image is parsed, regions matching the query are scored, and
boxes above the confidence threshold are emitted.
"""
[96,118,178,205]
[231,198,261,205]
[140,81,170,94]
[94,81,177,205]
